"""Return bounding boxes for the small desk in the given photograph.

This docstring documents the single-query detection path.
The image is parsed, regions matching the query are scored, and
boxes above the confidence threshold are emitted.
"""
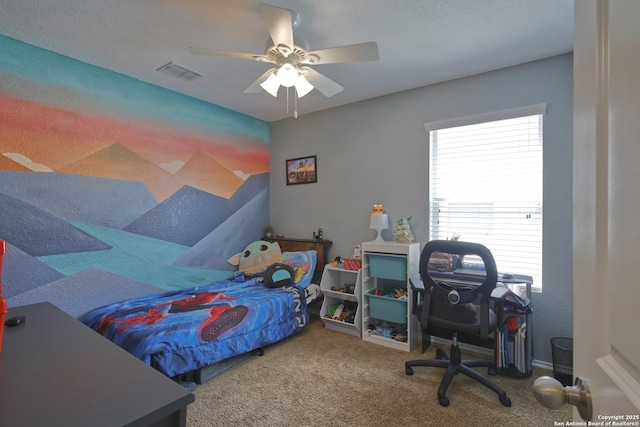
[0,302,194,427]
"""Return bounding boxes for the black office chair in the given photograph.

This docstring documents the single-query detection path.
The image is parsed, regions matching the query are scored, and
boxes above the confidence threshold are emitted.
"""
[405,240,511,407]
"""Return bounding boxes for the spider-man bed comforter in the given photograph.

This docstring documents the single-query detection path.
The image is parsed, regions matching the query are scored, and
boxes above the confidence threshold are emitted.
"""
[80,273,308,378]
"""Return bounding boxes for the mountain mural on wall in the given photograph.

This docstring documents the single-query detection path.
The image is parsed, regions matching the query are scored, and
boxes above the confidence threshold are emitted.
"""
[0,242,66,299]
[0,192,112,257]
[0,169,269,316]
[0,154,31,171]
[0,172,158,228]
[124,173,269,246]
[56,142,246,201]
[57,142,177,200]
[0,35,271,318]
[172,188,270,272]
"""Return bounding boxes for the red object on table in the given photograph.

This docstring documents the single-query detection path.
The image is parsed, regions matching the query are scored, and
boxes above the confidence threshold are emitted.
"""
[1,240,7,353]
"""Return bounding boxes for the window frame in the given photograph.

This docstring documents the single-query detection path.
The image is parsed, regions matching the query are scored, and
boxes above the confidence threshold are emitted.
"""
[425,104,546,291]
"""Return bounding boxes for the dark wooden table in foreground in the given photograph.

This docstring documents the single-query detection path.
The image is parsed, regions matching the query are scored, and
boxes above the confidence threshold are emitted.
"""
[0,302,194,427]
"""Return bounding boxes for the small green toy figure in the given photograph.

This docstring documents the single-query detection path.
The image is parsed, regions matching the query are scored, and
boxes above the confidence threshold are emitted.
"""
[393,217,414,243]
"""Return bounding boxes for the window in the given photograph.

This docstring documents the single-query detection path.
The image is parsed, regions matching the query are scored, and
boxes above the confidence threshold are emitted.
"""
[426,105,544,290]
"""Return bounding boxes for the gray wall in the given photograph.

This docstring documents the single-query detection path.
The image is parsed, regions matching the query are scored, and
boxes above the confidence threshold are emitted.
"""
[269,53,573,365]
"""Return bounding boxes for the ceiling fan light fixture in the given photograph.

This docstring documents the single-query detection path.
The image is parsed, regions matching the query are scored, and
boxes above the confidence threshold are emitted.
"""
[276,63,299,87]
[190,4,379,102]
[295,75,314,98]
[260,73,280,97]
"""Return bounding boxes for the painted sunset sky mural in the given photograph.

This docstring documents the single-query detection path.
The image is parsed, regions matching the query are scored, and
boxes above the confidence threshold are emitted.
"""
[0,35,271,318]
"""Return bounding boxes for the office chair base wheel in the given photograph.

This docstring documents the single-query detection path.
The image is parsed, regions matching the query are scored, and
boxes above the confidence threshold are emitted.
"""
[500,396,512,407]
[438,396,450,407]
[405,367,414,376]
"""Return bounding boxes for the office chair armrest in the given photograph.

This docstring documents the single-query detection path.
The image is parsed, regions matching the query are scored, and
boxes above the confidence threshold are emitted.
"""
[409,277,430,329]
[420,293,431,329]
[409,277,424,315]
[409,275,424,292]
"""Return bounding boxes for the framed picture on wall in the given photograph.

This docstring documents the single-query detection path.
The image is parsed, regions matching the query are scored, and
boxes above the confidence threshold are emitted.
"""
[286,155,317,185]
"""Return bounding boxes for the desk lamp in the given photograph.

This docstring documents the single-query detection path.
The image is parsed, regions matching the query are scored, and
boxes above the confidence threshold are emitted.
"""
[369,205,389,243]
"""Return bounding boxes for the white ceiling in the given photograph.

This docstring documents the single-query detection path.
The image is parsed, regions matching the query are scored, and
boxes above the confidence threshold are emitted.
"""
[0,0,573,123]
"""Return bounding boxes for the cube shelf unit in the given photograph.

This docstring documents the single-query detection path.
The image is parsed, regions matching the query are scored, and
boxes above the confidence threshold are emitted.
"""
[361,242,420,352]
[319,265,362,337]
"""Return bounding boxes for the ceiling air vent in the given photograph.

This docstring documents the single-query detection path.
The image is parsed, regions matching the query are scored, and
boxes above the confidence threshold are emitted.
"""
[156,62,204,81]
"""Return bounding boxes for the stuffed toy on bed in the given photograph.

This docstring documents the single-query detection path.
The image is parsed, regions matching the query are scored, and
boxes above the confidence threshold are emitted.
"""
[263,263,296,288]
[227,240,286,275]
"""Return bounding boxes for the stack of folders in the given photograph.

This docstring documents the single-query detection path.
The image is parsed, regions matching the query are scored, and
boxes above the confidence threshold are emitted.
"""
[514,322,528,373]
[495,317,527,373]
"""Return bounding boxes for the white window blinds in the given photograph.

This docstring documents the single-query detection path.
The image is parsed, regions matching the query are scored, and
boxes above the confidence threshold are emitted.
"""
[427,105,544,289]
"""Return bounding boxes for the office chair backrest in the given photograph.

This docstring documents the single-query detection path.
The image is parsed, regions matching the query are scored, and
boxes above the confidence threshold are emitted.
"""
[419,240,498,306]
[418,240,498,340]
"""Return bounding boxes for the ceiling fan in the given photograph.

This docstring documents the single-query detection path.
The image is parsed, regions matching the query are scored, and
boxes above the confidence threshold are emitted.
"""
[189,3,379,99]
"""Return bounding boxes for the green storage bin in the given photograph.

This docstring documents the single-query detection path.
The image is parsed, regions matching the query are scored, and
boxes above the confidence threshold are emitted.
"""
[366,288,408,324]
[368,254,407,281]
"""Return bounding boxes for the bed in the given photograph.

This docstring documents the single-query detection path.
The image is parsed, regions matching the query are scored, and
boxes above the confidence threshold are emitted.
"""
[80,248,320,383]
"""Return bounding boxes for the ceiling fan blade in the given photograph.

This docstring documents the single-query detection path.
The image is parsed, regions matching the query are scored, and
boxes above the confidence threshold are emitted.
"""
[243,69,276,94]
[301,68,343,97]
[257,3,294,50]
[189,47,269,62]
[304,41,379,65]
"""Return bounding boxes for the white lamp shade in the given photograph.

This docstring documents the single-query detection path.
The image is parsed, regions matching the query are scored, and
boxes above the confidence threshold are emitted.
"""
[369,213,389,243]
[276,63,299,87]
[370,213,389,230]
[260,73,280,97]
[295,75,314,98]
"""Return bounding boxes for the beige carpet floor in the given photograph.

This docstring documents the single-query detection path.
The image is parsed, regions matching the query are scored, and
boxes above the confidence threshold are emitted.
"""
[187,317,571,426]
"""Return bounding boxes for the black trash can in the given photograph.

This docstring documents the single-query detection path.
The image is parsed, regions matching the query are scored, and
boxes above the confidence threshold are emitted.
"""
[550,337,573,386]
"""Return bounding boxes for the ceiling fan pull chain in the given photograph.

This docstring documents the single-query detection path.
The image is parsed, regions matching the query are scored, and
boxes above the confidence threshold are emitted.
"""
[294,92,298,119]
